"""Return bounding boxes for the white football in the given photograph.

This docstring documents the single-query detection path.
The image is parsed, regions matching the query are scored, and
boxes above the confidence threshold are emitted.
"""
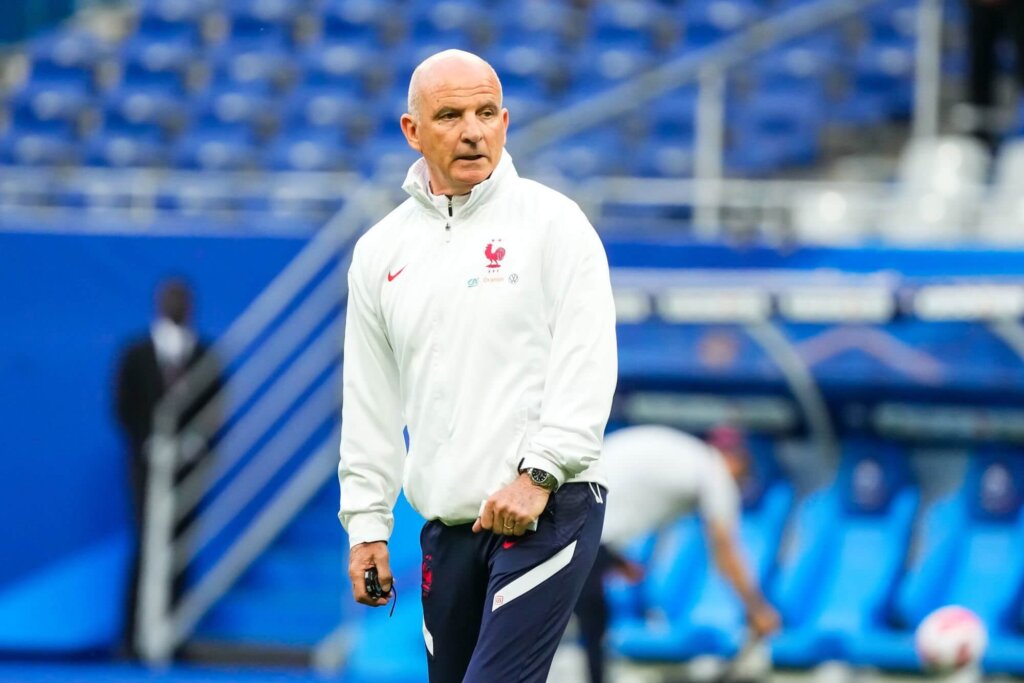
[915,605,988,672]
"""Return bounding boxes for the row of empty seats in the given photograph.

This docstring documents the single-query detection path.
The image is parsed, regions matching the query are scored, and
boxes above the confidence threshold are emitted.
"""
[0,0,935,174]
[793,136,1024,246]
[610,437,1024,674]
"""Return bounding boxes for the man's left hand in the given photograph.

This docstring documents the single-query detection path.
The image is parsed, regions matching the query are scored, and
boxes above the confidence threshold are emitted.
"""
[473,473,550,536]
[747,601,782,637]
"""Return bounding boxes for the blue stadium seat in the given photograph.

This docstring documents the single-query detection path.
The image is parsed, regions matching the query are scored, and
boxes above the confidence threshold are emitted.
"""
[849,450,1024,674]
[729,91,825,174]
[10,58,95,122]
[358,131,418,178]
[83,114,169,167]
[119,29,195,75]
[863,0,917,46]
[283,83,362,132]
[174,121,259,170]
[135,9,204,49]
[646,88,699,141]
[751,34,844,97]
[681,0,763,49]
[610,436,793,661]
[191,79,277,127]
[485,37,565,101]
[226,0,305,25]
[104,59,190,127]
[833,41,915,125]
[590,0,668,53]
[569,44,653,99]
[265,127,351,171]
[627,138,696,178]
[409,0,496,49]
[531,128,630,180]
[319,0,396,42]
[207,41,296,91]
[495,0,579,46]
[299,37,387,94]
[220,14,294,51]
[138,0,213,23]
[769,439,919,667]
[0,107,80,165]
[27,29,109,70]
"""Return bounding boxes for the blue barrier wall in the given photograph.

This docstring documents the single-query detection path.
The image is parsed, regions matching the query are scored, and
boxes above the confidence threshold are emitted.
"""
[0,230,306,650]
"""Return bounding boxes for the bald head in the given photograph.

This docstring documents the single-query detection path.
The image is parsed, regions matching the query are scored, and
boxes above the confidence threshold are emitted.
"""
[407,49,503,121]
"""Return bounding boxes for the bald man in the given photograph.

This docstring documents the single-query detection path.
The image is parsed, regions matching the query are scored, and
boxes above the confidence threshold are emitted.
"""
[338,50,618,682]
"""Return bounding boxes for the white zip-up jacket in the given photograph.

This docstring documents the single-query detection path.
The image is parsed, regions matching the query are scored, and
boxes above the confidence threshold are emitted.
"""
[338,152,618,547]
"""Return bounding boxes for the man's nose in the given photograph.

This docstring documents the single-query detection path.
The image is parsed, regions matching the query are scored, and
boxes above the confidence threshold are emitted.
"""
[461,115,484,142]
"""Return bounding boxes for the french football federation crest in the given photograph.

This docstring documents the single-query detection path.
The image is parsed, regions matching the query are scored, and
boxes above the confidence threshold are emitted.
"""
[484,240,505,268]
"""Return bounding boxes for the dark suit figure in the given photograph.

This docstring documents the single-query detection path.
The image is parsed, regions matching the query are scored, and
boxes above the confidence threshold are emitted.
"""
[965,0,1024,146]
[114,279,221,659]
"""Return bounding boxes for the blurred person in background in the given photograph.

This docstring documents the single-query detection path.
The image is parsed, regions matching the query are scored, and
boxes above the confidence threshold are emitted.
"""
[338,49,617,683]
[963,0,1024,146]
[572,424,781,683]
[113,277,222,658]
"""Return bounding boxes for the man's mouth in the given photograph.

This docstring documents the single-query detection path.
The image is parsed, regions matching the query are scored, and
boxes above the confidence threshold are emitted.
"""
[456,154,485,162]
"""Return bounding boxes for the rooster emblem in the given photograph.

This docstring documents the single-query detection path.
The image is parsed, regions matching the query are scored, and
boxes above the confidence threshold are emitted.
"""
[484,241,506,268]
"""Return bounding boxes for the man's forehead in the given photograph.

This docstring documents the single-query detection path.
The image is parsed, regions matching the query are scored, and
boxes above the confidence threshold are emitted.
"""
[426,83,501,109]
[422,73,500,100]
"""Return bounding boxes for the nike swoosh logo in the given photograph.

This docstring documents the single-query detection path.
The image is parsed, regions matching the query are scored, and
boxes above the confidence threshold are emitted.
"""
[502,539,517,550]
[387,266,406,282]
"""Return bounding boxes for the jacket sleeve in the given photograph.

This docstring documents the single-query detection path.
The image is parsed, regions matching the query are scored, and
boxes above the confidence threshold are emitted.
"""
[338,240,407,547]
[519,205,618,485]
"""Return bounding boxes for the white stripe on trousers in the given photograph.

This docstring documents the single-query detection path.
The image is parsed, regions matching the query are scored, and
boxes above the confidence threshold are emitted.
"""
[491,540,578,612]
[423,618,434,655]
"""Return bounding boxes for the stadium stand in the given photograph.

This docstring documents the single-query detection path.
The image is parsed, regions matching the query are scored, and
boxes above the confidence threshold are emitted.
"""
[0,0,953,180]
[5,0,1024,681]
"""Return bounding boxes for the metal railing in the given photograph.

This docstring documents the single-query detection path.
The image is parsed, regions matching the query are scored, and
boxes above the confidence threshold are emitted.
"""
[136,180,397,662]
[0,167,361,234]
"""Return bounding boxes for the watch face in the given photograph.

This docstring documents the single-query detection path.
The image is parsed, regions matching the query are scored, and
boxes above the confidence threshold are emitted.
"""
[530,468,554,488]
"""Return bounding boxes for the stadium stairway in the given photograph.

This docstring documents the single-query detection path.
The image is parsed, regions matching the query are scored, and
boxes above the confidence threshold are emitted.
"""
[189,481,426,678]
[187,479,349,664]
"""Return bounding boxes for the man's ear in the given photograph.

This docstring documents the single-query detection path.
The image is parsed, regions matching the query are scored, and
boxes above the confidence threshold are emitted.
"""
[400,114,422,153]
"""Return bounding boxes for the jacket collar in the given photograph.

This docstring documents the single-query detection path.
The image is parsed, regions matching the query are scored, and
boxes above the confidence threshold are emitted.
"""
[402,150,517,218]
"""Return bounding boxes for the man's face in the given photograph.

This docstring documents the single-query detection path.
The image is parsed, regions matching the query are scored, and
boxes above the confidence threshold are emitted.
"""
[401,59,508,196]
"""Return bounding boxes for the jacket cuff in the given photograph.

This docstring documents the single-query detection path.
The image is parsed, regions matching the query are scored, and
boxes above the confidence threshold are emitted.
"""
[342,513,392,548]
[519,452,568,488]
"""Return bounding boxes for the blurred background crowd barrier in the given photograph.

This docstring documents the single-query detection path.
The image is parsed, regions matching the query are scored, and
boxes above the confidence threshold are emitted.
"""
[2,0,1024,681]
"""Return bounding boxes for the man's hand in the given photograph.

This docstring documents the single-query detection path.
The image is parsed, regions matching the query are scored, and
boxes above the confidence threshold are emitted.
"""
[747,601,781,637]
[472,473,550,536]
[347,541,393,607]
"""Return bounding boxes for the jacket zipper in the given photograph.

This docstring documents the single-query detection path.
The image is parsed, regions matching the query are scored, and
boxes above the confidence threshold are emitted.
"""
[444,196,453,244]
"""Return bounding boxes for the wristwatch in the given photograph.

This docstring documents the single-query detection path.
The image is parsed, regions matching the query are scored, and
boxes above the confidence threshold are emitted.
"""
[524,467,558,492]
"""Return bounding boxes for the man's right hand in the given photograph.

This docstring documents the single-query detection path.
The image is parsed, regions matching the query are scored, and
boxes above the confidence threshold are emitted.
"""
[347,541,393,607]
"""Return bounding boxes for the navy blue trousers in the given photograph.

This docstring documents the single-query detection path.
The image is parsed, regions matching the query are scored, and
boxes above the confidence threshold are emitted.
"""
[420,482,606,683]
